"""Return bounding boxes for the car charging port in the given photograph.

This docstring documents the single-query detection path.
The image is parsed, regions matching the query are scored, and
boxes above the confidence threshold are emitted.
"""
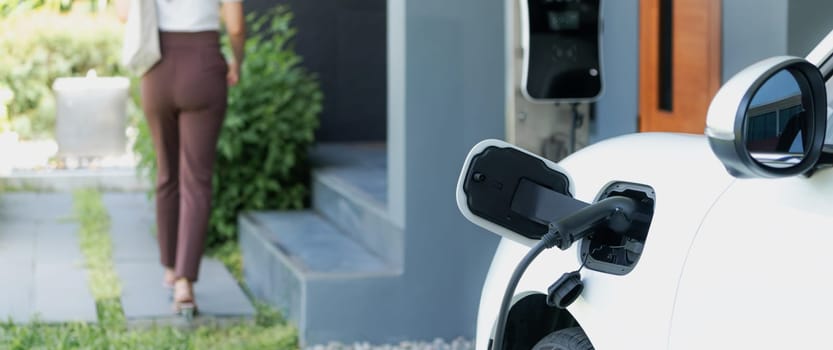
[490,192,641,350]
[579,182,656,275]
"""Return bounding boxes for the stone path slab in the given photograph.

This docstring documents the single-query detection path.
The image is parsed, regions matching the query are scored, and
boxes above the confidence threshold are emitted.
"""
[35,222,82,264]
[117,259,256,327]
[103,193,158,263]
[34,263,97,323]
[0,258,34,322]
[0,192,97,324]
[0,193,74,221]
[103,192,255,326]
[0,222,36,261]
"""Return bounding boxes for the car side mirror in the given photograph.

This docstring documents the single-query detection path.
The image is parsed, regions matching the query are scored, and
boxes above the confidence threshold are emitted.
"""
[456,139,588,247]
[706,56,828,178]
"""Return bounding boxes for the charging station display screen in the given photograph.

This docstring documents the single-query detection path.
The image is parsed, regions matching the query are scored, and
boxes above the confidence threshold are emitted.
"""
[547,10,580,31]
[528,1,597,34]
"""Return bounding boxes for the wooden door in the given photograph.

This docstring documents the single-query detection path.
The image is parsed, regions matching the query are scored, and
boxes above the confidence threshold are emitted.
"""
[639,0,722,133]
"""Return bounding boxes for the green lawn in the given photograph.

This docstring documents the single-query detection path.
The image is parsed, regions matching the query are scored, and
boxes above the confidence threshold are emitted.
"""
[0,189,298,350]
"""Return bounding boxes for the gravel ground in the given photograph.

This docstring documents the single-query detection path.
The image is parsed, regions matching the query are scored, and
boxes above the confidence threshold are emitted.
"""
[306,338,474,350]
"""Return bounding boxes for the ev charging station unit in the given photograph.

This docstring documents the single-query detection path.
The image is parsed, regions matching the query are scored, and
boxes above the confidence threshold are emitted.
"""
[508,0,602,161]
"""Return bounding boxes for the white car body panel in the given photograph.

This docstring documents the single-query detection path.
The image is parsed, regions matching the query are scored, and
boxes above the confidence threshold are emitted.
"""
[669,171,833,349]
[476,133,833,349]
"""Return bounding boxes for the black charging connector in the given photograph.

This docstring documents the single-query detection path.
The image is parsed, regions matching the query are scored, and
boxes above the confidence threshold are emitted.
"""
[490,196,638,350]
[550,195,638,250]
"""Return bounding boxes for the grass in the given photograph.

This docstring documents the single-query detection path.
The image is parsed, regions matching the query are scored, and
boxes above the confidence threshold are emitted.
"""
[74,189,124,328]
[0,189,298,349]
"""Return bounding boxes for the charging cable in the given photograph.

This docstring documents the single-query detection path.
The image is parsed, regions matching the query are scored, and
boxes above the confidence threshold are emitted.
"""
[491,196,638,350]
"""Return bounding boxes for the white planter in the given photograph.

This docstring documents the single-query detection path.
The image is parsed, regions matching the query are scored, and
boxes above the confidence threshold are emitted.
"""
[53,73,130,158]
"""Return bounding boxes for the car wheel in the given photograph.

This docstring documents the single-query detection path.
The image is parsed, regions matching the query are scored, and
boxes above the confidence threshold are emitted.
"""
[531,327,593,350]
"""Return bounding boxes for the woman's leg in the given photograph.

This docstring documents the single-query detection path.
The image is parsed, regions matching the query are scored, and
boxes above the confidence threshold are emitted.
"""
[171,41,229,283]
[141,57,180,274]
[174,100,226,282]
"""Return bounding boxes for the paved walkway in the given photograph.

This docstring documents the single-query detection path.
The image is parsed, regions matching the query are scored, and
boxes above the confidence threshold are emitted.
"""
[0,193,95,323]
[0,192,254,325]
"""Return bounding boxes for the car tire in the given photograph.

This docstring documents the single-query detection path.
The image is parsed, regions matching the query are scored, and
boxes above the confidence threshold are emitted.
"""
[531,327,593,350]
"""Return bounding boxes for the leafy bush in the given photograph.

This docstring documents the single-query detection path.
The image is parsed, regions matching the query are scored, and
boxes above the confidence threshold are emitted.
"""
[0,0,76,17]
[0,10,127,139]
[0,87,12,132]
[134,6,323,248]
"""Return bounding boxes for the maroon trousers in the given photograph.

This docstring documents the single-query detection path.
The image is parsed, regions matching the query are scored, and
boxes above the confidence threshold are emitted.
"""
[141,31,228,282]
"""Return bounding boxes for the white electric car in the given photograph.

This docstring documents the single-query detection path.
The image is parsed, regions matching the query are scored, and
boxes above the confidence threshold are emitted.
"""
[457,30,833,350]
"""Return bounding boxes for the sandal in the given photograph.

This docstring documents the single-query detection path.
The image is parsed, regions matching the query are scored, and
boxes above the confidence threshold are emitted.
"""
[172,278,198,320]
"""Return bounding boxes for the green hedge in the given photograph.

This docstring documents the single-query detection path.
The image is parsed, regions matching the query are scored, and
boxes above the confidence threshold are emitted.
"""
[134,6,323,248]
[0,10,127,139]
[0,0,77,17]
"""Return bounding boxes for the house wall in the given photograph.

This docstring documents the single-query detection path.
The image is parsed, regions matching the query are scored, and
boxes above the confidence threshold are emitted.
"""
[721,0,833,82]
[787,1,833,57]
[722,0,789,82]
[590,0,640,142]
[388,0,505,339]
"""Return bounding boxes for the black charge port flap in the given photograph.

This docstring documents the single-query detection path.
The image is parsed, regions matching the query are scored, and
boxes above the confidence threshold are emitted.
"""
[463,146,587,240]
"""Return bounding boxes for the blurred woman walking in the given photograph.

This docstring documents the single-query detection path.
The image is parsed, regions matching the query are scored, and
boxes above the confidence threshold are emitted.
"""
[116,0,246,317]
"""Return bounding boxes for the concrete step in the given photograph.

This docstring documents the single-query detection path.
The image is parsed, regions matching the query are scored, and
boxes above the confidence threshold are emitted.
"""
[310,143,388,171]
[239,210,400,345]
[312,168,403,267]
[310,143,403,268]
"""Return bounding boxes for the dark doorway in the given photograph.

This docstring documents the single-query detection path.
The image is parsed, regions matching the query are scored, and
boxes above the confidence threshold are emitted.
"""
[246,0,388,142]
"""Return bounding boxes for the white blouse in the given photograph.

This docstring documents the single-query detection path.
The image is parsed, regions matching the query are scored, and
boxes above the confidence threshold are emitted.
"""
[155,0,243,32]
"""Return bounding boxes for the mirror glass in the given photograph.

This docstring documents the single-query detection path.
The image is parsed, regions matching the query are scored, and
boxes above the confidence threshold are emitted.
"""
[745,69,808,168]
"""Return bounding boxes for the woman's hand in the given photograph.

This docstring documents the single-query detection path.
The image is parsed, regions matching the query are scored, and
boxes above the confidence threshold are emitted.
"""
[222,2,245,86]
[227,60,240,86]
[115,0,129,22]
